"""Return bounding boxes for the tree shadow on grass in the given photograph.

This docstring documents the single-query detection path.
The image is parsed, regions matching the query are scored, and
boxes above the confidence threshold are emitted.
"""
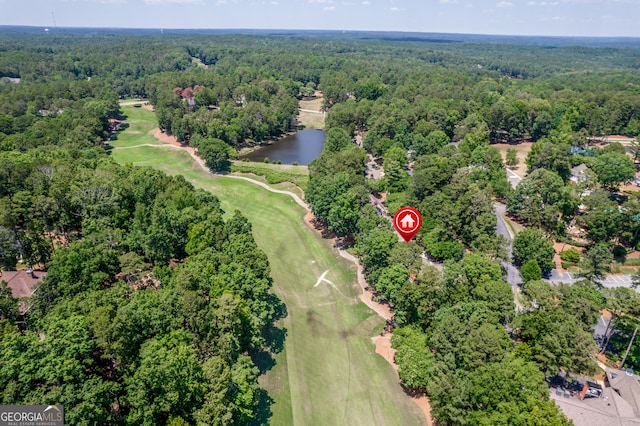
[252,293,288,375]
[250,294,286,424]
[250,389,273,426]
[252,325,288,374]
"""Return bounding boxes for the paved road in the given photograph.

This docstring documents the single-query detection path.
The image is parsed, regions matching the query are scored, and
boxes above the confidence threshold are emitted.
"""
[355,135,384,180]
[546,269,639,292]
[494,202,525,311]
[593,315,612,341]
[506,168,522,189]
[369,194,390,220]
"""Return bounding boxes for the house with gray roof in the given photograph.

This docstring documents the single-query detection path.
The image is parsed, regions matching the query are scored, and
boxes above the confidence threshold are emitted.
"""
[570,163,589,184]
[607,368,640,417]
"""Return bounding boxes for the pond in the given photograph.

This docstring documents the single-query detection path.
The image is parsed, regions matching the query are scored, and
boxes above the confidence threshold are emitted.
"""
[239,129,325,165]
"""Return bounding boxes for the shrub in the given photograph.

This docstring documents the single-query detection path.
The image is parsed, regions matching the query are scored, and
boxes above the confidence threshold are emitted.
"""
[560,248,581,263]
[521,259,542,283]
[263,157,269,163]
[613,245,627,257]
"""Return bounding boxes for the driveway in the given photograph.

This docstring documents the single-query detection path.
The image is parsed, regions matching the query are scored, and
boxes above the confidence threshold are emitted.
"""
[506,168,522,189]
[494,202,525,311]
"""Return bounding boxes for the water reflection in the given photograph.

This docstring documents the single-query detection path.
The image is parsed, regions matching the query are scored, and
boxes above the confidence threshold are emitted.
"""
[240,129,326,165]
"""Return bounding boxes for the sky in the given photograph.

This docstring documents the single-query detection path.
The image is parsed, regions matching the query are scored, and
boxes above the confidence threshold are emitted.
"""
[0,0,639,38]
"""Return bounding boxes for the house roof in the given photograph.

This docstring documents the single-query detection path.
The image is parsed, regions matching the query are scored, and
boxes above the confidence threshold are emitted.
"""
[571,163,589,176]
[552,387,640,426]
[607,368,640,417]
[0,270,45,298]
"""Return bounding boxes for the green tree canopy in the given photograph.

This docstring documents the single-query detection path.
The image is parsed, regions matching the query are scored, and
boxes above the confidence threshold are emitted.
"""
[593,152,636,190]
[512,228,555,274]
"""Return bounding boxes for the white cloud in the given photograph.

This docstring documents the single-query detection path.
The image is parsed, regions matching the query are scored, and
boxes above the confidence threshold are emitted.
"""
[144,0,203,4]
[362,0,371,4]
[308,0,333,3]
[440,0,459,3]
[527,1,537,5]
[542,15,570,21]
[64,0,127,3]
[561,0,640,3]
[496,1,513,6]
[323,4,336,9]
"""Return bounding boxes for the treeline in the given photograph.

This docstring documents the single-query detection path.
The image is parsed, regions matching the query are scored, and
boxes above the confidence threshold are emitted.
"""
[146,72,299,146]
[2,31,640,145]
[302,33,640,423]
[0,150,280,424]
[306,130,589,422]
[0,78,119,152]
[0,33,283,423]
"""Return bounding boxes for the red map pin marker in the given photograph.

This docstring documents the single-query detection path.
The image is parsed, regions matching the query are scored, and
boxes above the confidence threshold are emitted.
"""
[393,207,422,242]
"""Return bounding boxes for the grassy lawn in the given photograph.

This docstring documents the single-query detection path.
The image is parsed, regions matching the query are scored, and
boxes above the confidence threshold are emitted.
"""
[110,106,164,148]
[110,114,425,425]
[298,97,326,129]
[231,161,310,192]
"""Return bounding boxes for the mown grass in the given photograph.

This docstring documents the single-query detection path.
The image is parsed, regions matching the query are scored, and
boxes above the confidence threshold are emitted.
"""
[231,161,310,191]
[111,113,425,425]
[110,106,164,148]
[298,97,326,129]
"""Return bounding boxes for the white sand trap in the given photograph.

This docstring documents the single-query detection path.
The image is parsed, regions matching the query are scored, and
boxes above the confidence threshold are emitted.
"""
[314,269,338,290]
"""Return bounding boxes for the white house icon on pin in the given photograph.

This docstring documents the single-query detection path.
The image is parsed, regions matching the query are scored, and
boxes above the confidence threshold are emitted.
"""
[400,213,415,229]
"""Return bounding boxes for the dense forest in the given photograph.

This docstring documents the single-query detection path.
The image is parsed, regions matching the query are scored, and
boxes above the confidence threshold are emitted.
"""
[1,149,280,424]
[1,28,640,424]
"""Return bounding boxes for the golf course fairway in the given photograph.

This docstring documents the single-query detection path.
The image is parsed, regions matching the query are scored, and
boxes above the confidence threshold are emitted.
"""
[109,106,426,425]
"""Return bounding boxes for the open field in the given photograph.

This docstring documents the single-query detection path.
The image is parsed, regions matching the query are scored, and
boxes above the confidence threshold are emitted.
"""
[493,142,533,179]
[298,97,326,129]
[109,109,426,425]
[231,161,310,192]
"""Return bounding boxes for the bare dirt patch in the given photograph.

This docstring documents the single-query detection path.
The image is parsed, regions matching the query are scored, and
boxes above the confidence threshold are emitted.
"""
[554,242,584,272]
[619,179,640,194]
[304,212,337,243]
[373,333,434,426]
[149,128,209,171]
[151,128,179,146]
[372,333,397,371]
[493,142,533,179]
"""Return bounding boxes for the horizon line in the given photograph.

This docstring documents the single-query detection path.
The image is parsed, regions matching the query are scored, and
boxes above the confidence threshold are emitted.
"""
[1,25,640,41]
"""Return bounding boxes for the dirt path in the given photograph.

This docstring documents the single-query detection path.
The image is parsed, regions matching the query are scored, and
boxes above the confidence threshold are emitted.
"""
[131,125,433,425]
[372,334,434,426]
